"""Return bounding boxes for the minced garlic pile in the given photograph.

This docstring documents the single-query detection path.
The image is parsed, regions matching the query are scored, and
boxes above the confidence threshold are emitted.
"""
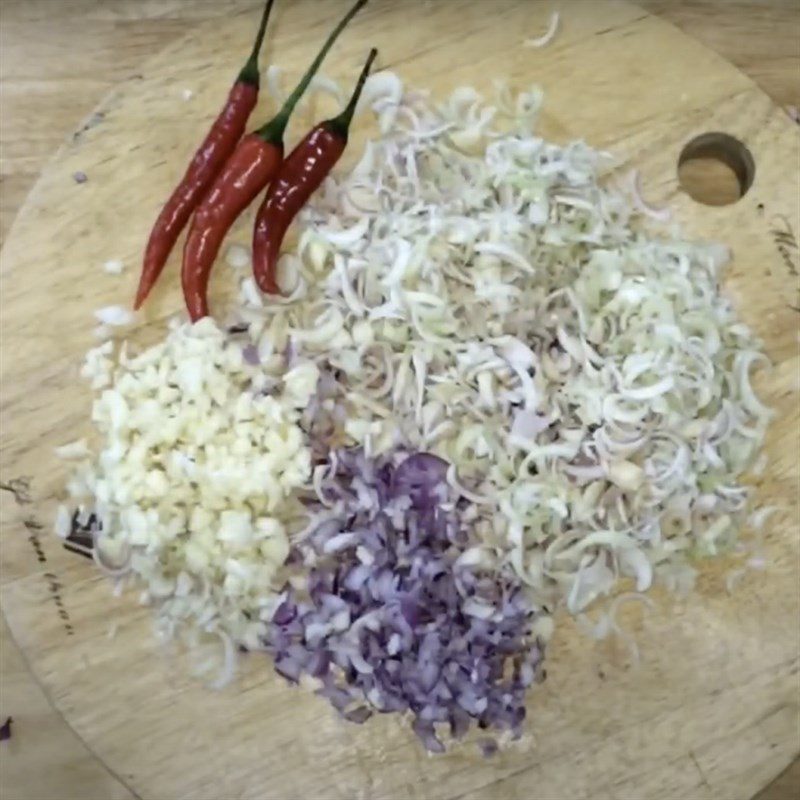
[57,318,316,651]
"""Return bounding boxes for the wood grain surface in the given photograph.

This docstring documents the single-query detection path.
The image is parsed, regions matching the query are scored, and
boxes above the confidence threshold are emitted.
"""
[1,2,799,799]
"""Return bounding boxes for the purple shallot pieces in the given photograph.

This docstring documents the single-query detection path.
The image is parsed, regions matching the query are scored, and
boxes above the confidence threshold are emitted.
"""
[266,449,546,754]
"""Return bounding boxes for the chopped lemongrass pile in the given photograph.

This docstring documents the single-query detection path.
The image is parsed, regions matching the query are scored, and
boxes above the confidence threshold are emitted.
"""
[245,75,771,619]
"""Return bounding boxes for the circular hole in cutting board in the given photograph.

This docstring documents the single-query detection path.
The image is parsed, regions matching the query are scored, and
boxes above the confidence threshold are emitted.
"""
[678,132,755,206]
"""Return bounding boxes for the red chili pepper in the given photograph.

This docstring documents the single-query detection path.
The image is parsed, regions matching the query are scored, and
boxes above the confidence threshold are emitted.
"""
[253,48,378,295]
[133,0,275,310]
[181,0,368,322]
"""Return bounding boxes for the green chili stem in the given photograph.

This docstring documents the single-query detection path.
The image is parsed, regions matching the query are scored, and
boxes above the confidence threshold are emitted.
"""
[327,47,378,140]
[257,0,368,144]
[238,0,275,87]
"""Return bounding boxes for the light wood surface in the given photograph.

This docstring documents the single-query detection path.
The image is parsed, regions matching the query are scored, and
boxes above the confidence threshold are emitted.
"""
[1,2,799,799]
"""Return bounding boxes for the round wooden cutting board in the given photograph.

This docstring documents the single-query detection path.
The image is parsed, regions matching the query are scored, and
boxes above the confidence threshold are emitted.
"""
[1,2,798,798]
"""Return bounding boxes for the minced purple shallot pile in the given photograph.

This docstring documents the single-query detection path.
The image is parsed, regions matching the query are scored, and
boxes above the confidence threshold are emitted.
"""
[266,451,546,753]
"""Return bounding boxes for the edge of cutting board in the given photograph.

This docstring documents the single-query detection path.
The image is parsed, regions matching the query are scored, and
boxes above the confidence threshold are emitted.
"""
[1,2,798,799]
